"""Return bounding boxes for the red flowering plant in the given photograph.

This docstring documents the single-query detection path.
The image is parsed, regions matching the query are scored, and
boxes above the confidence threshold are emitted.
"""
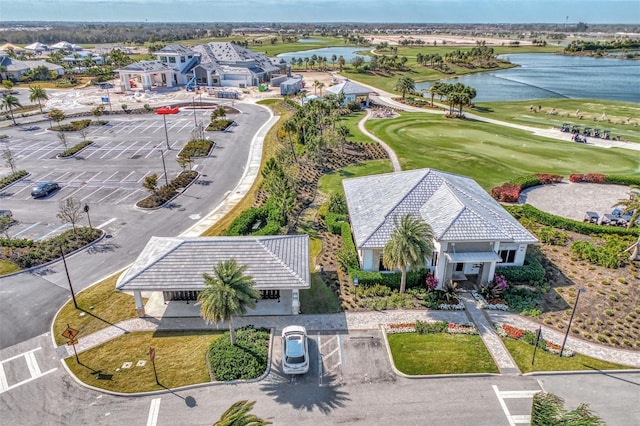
[426,273,439,291]
[500,324,524,339]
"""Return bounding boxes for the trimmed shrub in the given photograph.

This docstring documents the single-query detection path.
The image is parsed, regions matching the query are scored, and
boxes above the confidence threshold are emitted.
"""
[59,140,93,158]
[179,139,213,157]
[508,204,639,237]
[510,175,542,189]
[326,213,346,235]
[226,207,267,236]
[136,170,198,209]
[569,173,584,183]
[207,118,234,131]
[415,320,448,334]
[496,255,546,284]
[491,182,522,202]
[207,326,269,381]
[534,173,563,184]
[605,175,640,186]
[347,268,428,290]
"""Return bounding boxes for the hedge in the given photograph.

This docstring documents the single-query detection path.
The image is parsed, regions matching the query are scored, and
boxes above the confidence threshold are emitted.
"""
[179,139,213,158]
[59,140,93,157]
[506,204,639,237]
[0,170,28,190]
[225,198,284,236]
[347,268,428,290]
[326,213,346,235]
[0,238,34,248]
[339,222,360,270]
[604,175,640,186]
[496,255,546,284]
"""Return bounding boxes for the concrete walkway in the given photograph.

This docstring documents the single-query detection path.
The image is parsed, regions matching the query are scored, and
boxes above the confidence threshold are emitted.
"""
[459,293,520,375]
[357,110,402,172]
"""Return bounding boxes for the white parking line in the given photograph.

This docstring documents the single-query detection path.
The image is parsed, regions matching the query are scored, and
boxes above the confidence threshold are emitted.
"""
[114,189,142,204]
[317,333,323,387]
[146,398,161,426]
[492,385,538,426]
[35,224,70,241]
[96,188,121,203]
[96,217,117,229]
[87,171,103,181]
[103,171,120,182]
[13,222,42,238]
[80,186,104,202]
[62,185,87,200]
[0,347,57,395]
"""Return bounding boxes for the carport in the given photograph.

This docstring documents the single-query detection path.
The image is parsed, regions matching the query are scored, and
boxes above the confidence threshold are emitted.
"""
[116,235,310,317]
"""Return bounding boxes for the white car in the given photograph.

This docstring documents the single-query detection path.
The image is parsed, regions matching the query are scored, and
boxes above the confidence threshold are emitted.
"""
[281,325,309,375]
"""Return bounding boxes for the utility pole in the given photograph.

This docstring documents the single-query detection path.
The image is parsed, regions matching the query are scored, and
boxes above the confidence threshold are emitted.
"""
[60,246,78,309]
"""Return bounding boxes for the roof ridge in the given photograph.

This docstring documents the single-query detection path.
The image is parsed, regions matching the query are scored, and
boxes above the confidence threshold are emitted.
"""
[256,237,306,285]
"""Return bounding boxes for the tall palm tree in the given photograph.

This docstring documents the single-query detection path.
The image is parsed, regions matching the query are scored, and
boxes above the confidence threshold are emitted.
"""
[213,400,271,426]
[614,186,640,261]
[394,76,416,100]
[382,214,434,294]
[29,85,48,114]
[1,94,21,125]
[197,259,259,345]
[428,82,443,107]
[331,54,337,70]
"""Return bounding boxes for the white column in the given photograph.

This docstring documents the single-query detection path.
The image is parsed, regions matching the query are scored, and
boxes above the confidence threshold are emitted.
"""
[134,291,145,317]
[291,290,300,315]
[166,72,173,88]
[141,74,152,90]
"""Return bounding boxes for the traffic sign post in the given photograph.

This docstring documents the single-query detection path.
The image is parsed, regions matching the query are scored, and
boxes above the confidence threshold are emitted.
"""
[149,347,159,385]
[62,325,80,363]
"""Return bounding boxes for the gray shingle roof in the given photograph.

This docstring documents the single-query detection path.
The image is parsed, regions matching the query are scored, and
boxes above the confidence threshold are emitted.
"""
[326,79,372,96]
[343,168,537,248]
[116,235,310,292]
[157,44,195,55]
[191,42,279,74]
[117,60,173,72]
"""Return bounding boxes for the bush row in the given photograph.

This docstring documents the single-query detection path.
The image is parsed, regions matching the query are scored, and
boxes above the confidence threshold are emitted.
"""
[507,204,639,237]
[136,170,198,209]
[179,139,213,158]
[495,255,546,284]
[604,175,640,186]
[59,140,93,158]
[568,173,605,183]
[338,222,360,271]
[206,118,234,131]
[571,238,629,269]
[347,268,428,290]
[226,198,283,236]
[0,238,34,248]
[0,170,28,190]
[53,119,92,132]
[491,174,563,202]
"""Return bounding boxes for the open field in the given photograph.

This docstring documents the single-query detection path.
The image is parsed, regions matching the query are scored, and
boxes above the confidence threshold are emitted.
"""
[473,99,640,143]
[364,112,640,189]
[318,160,393,196]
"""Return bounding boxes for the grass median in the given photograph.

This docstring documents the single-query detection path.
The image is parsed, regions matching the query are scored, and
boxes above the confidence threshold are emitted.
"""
[503,339,635,373]
[65,330,221,393]
[388,333,500,375]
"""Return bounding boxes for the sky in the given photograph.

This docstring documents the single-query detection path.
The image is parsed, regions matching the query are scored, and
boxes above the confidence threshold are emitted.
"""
[1,0,639,24]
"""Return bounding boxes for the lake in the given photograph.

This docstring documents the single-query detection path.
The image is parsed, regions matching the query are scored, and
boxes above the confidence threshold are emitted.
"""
[413,53,640,103]
[277,46,370,63]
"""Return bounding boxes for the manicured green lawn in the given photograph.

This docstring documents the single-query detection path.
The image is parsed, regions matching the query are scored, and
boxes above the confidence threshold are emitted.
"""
[0,260,20,275]
[300,272,341,314]
[65,330,222,393]
[388,333,499,375]
[365,112,640,189]
[53,273,139,346]
[318,160,394,196]
[473,99,640,143]
[503,339,635,374]
[339,111,374,144]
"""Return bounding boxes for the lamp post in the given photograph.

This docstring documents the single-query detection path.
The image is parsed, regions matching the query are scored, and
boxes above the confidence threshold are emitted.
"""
[192,95,197,127]
[162,114,170,150]
[60,246,78,309]
[560,287,585,357]
[353,277,359,304]
[159,149,169,186]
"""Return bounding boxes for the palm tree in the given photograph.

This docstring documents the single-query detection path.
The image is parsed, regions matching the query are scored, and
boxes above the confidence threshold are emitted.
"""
[197,259,259,345]
[337,55,345,72]
[331,54,337,70]
[213,400,271,426]
[29,85,48,114]
[394,76,416,100]
[614,187,640,261]
[1,94,21,125]
[428,82,443,107]
[382,214,435,294]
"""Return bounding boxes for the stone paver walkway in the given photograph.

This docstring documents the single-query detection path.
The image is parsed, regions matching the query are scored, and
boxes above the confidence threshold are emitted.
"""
[489,311,640,368]
[459,293,520,375]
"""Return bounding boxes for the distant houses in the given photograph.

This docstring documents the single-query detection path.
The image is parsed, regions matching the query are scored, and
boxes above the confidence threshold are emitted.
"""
[0,50,64,81]
[116,42,288,91]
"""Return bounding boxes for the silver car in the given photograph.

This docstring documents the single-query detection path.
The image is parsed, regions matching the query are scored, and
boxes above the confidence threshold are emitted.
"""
[281,325,309,375]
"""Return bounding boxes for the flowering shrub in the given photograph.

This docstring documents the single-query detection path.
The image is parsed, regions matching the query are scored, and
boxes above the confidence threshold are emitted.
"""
[535,174,563,184]
[472,291,509,310]
[569,173,584,183]
[495,323,575,357]
[425,273,439,291]
[493,274,508,291]
[570,173,606,183]
[447,322,478,335]
[385,323,416,334]
[491,183,522,202]
[386,321,477,335]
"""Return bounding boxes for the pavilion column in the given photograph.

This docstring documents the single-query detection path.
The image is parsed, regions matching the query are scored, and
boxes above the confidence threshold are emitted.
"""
[141,74,152,90]
[134,291,145,317]
[166,72,173,87]
[291,290,300,315]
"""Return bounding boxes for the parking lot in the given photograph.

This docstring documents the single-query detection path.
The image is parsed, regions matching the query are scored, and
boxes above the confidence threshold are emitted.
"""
[270,329,395,387]
[0,103,262,242]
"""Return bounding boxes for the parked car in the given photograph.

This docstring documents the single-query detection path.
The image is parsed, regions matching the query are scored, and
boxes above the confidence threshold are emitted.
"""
[583,211,599,224]
[31,181,60,198]
[281,325,309,375]
[601,214,619,226]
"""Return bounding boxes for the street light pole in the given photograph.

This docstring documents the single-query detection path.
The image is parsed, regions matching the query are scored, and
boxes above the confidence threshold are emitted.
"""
[60,246,78,309]
[192,95,197,127]
[162,114,170,150]
[560,287,585,357]
[159,149,169,186]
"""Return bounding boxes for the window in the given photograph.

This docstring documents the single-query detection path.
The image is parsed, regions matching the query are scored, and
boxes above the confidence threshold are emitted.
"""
[159,56,167,63]
[499,249,516,263]
[431,251,438,267]
[168,56,176,63]
[260,290,280,300]
[180,56,186,63]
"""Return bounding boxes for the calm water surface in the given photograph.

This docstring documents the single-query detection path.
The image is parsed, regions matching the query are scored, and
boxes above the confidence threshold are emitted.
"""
[414,53,639,102]
[277,47,370,63]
